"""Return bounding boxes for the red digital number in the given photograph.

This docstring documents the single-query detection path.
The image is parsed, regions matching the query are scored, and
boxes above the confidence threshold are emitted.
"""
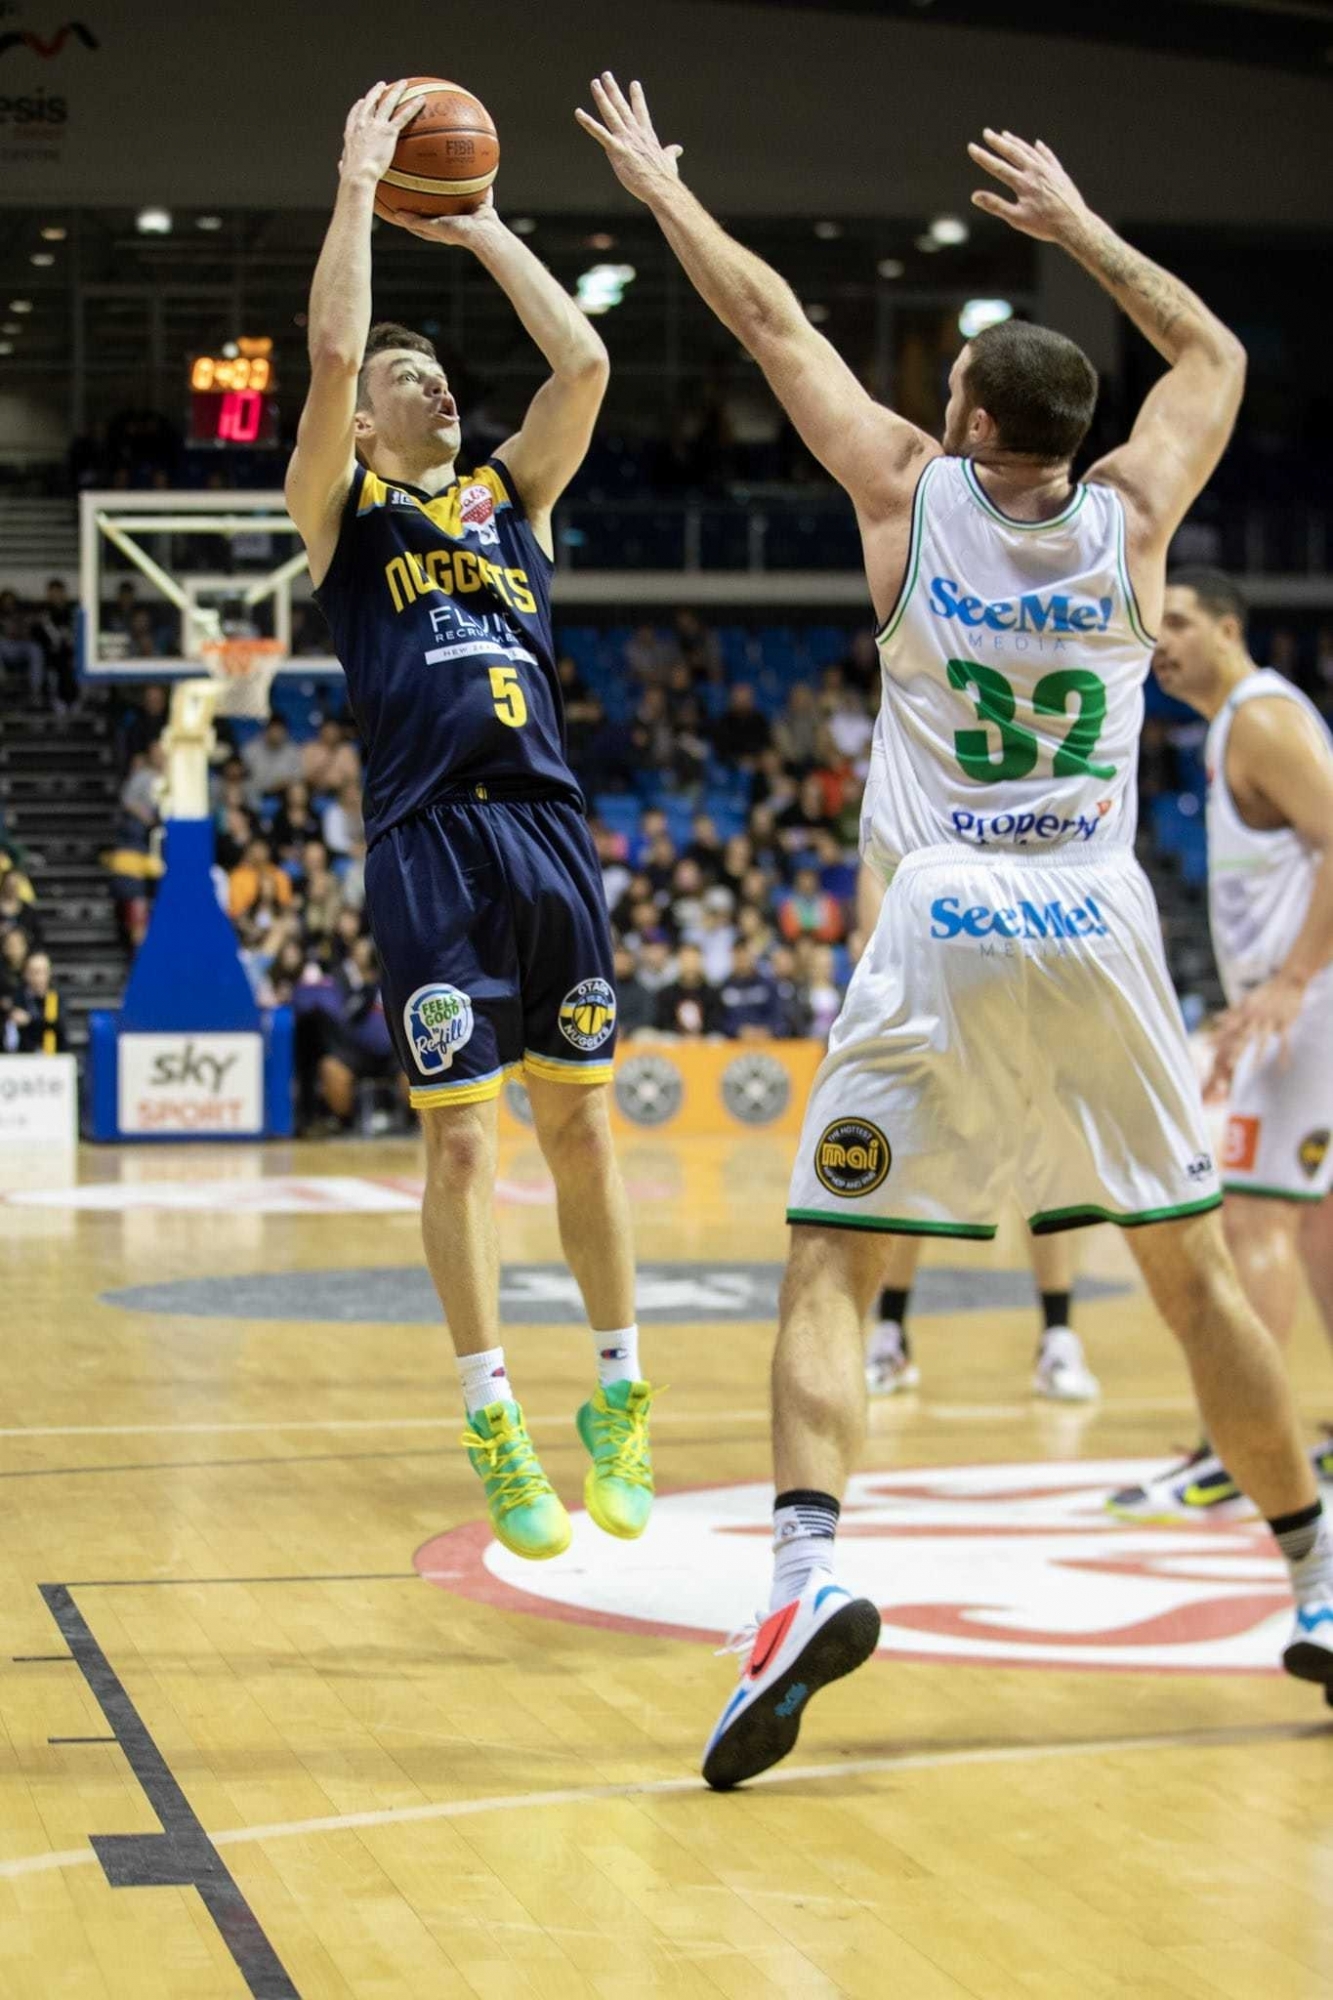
[217,389,263,443]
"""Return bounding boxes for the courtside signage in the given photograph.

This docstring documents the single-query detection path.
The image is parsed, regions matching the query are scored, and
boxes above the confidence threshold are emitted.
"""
[118,1032,263,1135]
[0,1054,78,1148]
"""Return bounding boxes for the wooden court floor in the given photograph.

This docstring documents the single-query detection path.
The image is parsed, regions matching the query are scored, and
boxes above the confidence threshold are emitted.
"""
[3,1130,1332,1999]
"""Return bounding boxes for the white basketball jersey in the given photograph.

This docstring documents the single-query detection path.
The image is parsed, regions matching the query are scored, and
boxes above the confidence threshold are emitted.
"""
[1205,669,1333,1005]
[861,456,1153,872]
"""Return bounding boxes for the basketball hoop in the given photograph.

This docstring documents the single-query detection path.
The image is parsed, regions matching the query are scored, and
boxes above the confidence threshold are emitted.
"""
[198,635,286,721]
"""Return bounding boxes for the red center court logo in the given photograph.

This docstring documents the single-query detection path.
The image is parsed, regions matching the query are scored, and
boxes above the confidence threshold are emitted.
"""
[417,1460,1289,1674]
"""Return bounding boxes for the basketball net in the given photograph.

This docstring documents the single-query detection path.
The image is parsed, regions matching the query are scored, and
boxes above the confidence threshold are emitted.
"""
[162,635,285,821]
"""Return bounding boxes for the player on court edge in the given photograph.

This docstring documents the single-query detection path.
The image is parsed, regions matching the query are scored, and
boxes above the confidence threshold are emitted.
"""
[579,74,1333,1788]
[286,80,657,1563]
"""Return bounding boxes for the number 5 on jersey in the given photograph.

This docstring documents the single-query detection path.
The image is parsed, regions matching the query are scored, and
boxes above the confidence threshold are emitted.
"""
[489,664,528,729]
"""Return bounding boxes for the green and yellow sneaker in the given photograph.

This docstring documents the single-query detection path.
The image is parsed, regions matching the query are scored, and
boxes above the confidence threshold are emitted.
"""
[460,1400,571,1561]
[575,1379,660,1540]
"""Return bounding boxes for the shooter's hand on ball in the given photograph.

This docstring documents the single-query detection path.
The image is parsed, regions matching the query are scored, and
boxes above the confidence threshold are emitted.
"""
[967,130,1092,244]
[576,74,682,204]
[1206,973,1306,1095]
[380,188,502,250]
[338,81,418,187]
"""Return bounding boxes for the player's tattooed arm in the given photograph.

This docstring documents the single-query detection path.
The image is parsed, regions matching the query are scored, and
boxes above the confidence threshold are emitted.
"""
[576,72,937,519]
[969,128,1244,553]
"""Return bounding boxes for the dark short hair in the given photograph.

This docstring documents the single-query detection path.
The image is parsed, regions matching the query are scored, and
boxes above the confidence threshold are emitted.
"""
[356,322,438,408]
[963,321,1098,462]
[1167,567,1248,630]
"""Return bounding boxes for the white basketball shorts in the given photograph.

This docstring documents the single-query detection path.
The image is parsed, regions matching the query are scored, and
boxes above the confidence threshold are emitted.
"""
[787,844,1222,1238]
[1221,972,1333,1203]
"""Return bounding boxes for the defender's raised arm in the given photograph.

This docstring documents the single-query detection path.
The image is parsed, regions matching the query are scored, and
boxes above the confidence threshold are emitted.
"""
[576,73,936,530]
[970,130,1246,565]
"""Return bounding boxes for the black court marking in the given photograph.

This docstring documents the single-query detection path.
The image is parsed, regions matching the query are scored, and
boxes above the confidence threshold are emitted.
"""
[102,1261,1134,1326]
[13,1652,75,1662]
[39,1585,300,2000]
[63,1571,418,1589]
[48,1734,116,1745]
[0,1445,451,1482]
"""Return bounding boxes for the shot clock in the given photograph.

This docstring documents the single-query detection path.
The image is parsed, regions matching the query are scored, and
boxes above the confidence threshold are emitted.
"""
[188,336,279,447]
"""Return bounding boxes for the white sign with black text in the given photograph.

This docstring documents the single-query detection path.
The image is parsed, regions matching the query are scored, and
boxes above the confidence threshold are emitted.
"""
[0,1054,79,1150]
[118,1033,263,1136]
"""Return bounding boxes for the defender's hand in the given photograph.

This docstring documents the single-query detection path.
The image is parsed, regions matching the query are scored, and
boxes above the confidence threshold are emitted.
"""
[967,130,1091,244]
[380,188,503,249]
[575,73,683,205]
[339,80,418,187]
[1205,972,1306,1095]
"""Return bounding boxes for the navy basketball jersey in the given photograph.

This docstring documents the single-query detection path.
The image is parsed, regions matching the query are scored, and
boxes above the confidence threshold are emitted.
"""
[315,458,581,844]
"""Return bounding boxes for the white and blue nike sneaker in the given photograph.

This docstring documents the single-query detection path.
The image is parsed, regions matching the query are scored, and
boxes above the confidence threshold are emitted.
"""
[1283,1593,1333,1704]
[702,1575,881,1791]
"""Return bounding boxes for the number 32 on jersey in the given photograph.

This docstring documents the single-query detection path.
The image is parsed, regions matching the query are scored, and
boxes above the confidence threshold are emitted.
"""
[947,660,1117,783]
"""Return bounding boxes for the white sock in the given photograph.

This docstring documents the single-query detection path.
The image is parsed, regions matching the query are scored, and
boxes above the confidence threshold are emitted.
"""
[868,1318,905,1363]
[593,1323,640,1388]
[456,1346,513,1416]
[770,1490,839,1611]
[1276,1507,1333,1602]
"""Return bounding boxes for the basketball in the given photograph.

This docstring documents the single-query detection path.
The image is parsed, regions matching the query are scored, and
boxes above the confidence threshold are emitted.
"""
[375,78,498,221]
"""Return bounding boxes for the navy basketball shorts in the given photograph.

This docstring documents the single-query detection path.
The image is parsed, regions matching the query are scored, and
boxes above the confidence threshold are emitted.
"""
[365,796,618,1111]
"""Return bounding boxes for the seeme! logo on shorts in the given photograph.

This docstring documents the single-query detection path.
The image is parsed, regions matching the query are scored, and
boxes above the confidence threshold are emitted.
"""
[929,894,1111,943]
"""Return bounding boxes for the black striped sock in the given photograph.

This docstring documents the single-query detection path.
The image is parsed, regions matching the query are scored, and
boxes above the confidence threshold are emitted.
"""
[1270,1498,1323,1567]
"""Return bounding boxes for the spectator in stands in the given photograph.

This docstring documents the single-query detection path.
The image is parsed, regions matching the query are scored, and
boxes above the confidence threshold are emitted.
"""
[718,833,754,901]
[768,942,809,1037]
[0,926,31,1030]
[842,628,879,694]
[746,802,784,876]
[719,940,784,1039]
[669,695,711,795]
[668,856,708,938]
[301,717,362,796]
[809,827,858,906]
[776,772,840,851]
[633,807,669,864]
[685,813,725,881]
[312,937,401,1128]
[592,823,632,912]
[268,781,321,863]
[797,940,843,1041]
[124,684,170,761]
[119,742,165,831]
[625,623,678,686]
[321,776,365,858]
[301,846,346,946]
[736,900,776,962]
[228,836,294,921]
[2,949,67,1054]
[0,590,42,702]
[778,863,846,945]
[567,692,628,793]
[0,861,38,940]
[34,579,77,712]
[105,580,142,640]
[773,683,820,772]
[642,830,678,900]
[612,942,658,1038]
[341,836,368,915]
[619,893,668,952]
[215,806,255,872]
[242,713,304,808]
[127,607,168,660]
[825,687,875,773]
[695,885,738,985]
[673,608,723,686]
[635,931,677,996]
[710,682,771,768]
[654,941,726,1038]
[629,684,675,771]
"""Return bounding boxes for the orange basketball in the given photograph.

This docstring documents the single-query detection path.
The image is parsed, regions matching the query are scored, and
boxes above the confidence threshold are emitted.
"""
[375,77,498,220]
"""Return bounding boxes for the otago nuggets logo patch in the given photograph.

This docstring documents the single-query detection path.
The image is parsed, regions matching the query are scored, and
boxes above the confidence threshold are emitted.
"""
[559,977,617,1053]
[459,481,500,547]
[815,1117,891,1197]
[1300,1129,1331,1180]
[405,983,474,1077]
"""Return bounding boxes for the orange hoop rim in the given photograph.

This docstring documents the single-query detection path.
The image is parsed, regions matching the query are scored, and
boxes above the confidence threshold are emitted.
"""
[198,636,286,679]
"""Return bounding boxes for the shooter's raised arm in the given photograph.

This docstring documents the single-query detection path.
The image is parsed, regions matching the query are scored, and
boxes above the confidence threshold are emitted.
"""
[384,198,609,553]
[285,82,417,579]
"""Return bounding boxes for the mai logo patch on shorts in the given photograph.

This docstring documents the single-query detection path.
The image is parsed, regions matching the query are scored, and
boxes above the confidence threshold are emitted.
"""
[814,1117,891,1198]
[405,983,474,1076]
[1300,1129,1331,1179]
[559,978,617,1053]
[1222,1114,1260,1173]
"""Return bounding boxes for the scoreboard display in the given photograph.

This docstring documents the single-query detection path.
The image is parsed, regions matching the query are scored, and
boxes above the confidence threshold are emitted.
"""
[188,336,280,447]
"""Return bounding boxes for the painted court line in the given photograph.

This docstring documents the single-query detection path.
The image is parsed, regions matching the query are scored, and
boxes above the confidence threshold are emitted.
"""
[1,1719,1321,1885]
[0,1396,1196,1443]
